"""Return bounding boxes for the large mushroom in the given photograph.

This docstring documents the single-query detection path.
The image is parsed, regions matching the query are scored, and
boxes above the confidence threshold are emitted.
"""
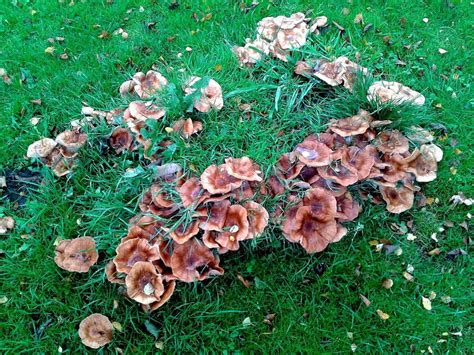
[367,81,425,106]
[54,236,98,273]
[302,188,337,221]
[294,138,333,167]
[55,130,88,157]
[183,76,224,112]
[120,70,168,99]
[214,205,250,251]
[379,183,414,214]
[109,127,134,153]
[309,56,368,90]
[26,138,57,158]
[225,157,262,182]
[329,110,372,137]
[78,314,113,349]
[113,238,160,273]
[125,261,166,304]
[374,130,410,154]
[172,118,203,139]
[200,164,242,194]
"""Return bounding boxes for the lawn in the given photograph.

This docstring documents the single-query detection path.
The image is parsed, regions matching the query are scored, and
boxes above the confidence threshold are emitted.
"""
[0,0,473,353]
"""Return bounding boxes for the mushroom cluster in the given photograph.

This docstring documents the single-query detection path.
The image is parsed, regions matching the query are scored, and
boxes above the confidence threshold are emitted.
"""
[107,157,269,311]
[26,129,88,177]
[233,12,328,64]
[270,109,442,253]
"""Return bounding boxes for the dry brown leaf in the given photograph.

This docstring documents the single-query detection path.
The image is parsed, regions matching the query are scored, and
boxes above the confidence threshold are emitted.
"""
[376,309,389,320]
[237,274,251,288]
[359,294,371,307]
[403,271,414,281]
[428,248,441,256]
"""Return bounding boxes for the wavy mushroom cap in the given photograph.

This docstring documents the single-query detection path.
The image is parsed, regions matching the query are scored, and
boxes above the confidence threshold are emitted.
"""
[184,76,224,112]
[294,139,333,167]
[119,71,145,96]
[268,175,286,196]
[309,16,328,33]
[165,220,200,244]
[172,118,203,139]
[178,177,208,208]
[55,130,88,156]
[27,138,57,158]
[139,184,179,217]
[225,157,262,182]
[134,70,168,99]
[313,56,367,90]
[276,152,305,180]
[109,127,133,153]
[329,110,372,137]
[289,206,338,253]
[244,201,269,239]
[275,21,308,50]
[341,145,378,180]
[281,204,302,241]
[105,261,125,284]
[200,164,243,194]
[375,130,409,154]
[125,261,165,304]
[407,149,438,182]
[78,314,113,349]
[202,230,229,254]
[128,101,165,122]
[302,188,338,221]
[336,193,360,222]
[215,205,250,251]
[141,279,176,312]
[317,163,359,187]
[170,238,224,282]
[199,200,231,231]
[54,236,98,273]
[379,184,414,214]
[420,143,443,162]
[51,156,76,177]
[113,238,160,273]
[129,215,164,236]
[310,177,347,197]
[367,81,425,106]
[233,38,270,66]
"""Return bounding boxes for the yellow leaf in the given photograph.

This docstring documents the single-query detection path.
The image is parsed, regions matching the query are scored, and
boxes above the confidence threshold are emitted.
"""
[403,271,414,281]
[376,309,389,320]
[165,127,174,133]
[112,321,123,331]
[44,46,56,55]
[368,240,379,246]
[421,296,432,310]
[214,64,222,72]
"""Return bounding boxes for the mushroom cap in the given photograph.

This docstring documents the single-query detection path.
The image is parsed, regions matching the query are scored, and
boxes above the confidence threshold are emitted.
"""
[200,164,243,194]
[302,188,338,222]
[310,177,347,197]
[313,56,367,90]
[379,184,414,214]
[139,184,179,217]
[109,127,133,153]
[420,143,443,162]
[407,148,438,182]
[294,60,313,76]
[375,130,410,154]
[55,130,88,155]
[178,177,209,208]
[170,238,224,282]
[225,157,262,182]
[105,261,125,284]
[329,110,372,137]
[244,201,269,239]
[113,238,160,273]
[142,279,176,312]
[125,261,165,304]
[268,175,286,196]
[172,118,203,139]
[202,230,230,254]
[276,152,305,180]
[78,314,113,349]
[184,76,224,112]
[275,21,309,50]
[294,138,333,167]
[54,236,98,273]
[289,206,338,253]
[128,101,165,122]
[199,200,231,231]
[165,220,200,244]
[119,79,135,97]
[317,163,359,187]
[336,193,360,222]
[135,70,168,99]
[367,81,425,106]
[341,145,378,180]
[233,38,270,66]
[309,16,328,33]
[27,138,57,158]
[214,205,250,251]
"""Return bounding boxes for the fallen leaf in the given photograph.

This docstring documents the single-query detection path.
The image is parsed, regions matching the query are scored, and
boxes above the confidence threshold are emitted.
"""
[406,264,414,273]
[403,271,414,281]
[154,341,164,350]
[422,18,429,23]
[450,193,473,206]
[98,31,110,39]
[429,291,436,300]
[59,53,69,60]
[407,233,417,241]
[351,344,357,352]
[381,278,393,289]
[422,296,432,310]
[376,309,389,320]
[113,300,118,309]
[428,248,441,256]
[359,294,371,307]
[44,46,55,55]
[0,296,8,304]
[438,48,448,54]
[242,317,252,327]
[353,13,363,24]
[30,116,41,125]
[237,274,251,288]
[440,295,451,304]
[112,321,123,331]
[214,64,222,72]
[446,248,467,260]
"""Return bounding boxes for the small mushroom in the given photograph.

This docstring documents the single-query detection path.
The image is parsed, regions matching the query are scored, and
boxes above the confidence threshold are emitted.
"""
[309,16,328,33]
[55,130,88,157]
[125,261,165,304]
[341,145,378,180]
[105,261,125,284]
[375,130,409,154]
[367,81,425,106]
[26,138,57,158]
[120,70,168,99]
[213,205,250,251]
[172,118,203,139]
[113,238,160,274]
[78,313,113,349]
[294,138,333,167]
[311,56,368,90]
[164,220,200,244]
[232,38,270,66]
[244,201,269,239]
[317,163,359,187]
[276,152,305,180]
[128,101,165,123]
[329,110,372,137]
[0,216,15,235]
[183,76,224,112]
[109,127,134,153]
[198,200,231,231]
[379,184,414,214]
[178,177,209,208]
[54,236,98,273]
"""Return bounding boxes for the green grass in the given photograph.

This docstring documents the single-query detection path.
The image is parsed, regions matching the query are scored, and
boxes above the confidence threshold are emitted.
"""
[1,0,473,352]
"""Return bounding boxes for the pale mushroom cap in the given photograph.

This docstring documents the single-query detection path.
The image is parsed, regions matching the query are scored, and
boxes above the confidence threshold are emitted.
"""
[367,81,425,106]
[54,236,98,273]
[27,138,57,158]
[78,313,113,349]
[125,261,165,304]
[55,130,88,152]
[128,101,165,121]
[420,143,443,162]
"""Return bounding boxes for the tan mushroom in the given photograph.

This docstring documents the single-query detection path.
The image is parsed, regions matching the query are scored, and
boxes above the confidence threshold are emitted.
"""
[225,157,262,182]
[164,220,200,244]
[141,279,176,312]
[214,205,250,251]
[109,127,134,153]
[120,70,168,99]
[367,81,425,106]
[128,101,165,122]
[105,261,125,284]
[302,188,338,221]
[198,200,231,231]
[55,130,88,157]
[317,163,359,187]
[78,313,113,349]
[113,238,160,274]
[200,164,242,194]
[309,16,328,34]
[294,138,333,167]
[178,177,209,208]
[232,38,270,66]
[311,56,368,90]
[329,110,372,137]
[375,130,409,154]
[172,118,203,139]
[183,76,224,112]
[26,138,57,158]
[341,145,378,180]
[125,261,165,304]
[0,216,15,235]
[244,201,269,239]
[379,184,414,214]
[54,236,98,273]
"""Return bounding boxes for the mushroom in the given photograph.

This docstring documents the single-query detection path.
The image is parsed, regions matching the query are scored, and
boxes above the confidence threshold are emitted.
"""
[225,157,262,182]
[329,110,372,137]
[374,130,409,154]
[244,201,269,239]
[232,38,270,66]
[198,200,231,231]
[309,16,328,34]
[164,220,200,244]
[55,130,88,157]
[141,279,176,312]
[294,60,314,76]
[275,152,305,180]
[172,118,203,139]
[54,236,98,273]
[341,145,378,180]
[379,184,414,214]
[26,138,57,158]
[311,56,368,90]
[169,238,224,282]
[200,164,242,194]
[128,101,165,123]
[125,261,166,304]
[367,81,425,106]
[109,127,134,153]
[302,188,338,221]
[294,138,333,167]
[406,148,438,182]
[317,162,359,186]
[214,205,250,251]
[139,184,179,217]
[105,261,125,284]
[183,76,224,112]
[120,70,168,99]
[51,156,76,177]
[78,314,113,349]
[335,193,360,222]
[0,216,15,235]
[178,177,209,208]
[420,143,443,162]
[113,238,160,273]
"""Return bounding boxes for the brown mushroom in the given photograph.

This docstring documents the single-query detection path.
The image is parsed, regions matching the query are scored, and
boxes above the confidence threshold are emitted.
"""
[178,177,209,208]
[214,205,250,251]
[125,261,165,304]
[367,81,425,106]
[317,163,359,186]
[335,193,360,222]
[244,201,269,239]
[0,216,15,235]
[78,313,113,349]
[109,127,133,153]
[134,70,168,99]
[199,200,231,231]
[54,236,98,273]
[200,164,243,194]
[105,261,125,284]
[55,130,88,157]
[232,38,270,66]
[374,130,409,154]
[329,110,372,137]
[183,76,224,112]
[379,184,414,214]
[113,238,160,273]
[341,145,378,180]
[139,184,179,217]
[309,16,328,34]
[276,152,305,180]
[406,147,438,182]
[302,188,338,222]
[164,220,200,244]
[225,157,262,182]
[128,101,165,123]
[172,118,203,139]
[294,138,333,167]
[141,279,176,312]
[26,138,57,158]
[311,56,368,90]
[170,238,224,282]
